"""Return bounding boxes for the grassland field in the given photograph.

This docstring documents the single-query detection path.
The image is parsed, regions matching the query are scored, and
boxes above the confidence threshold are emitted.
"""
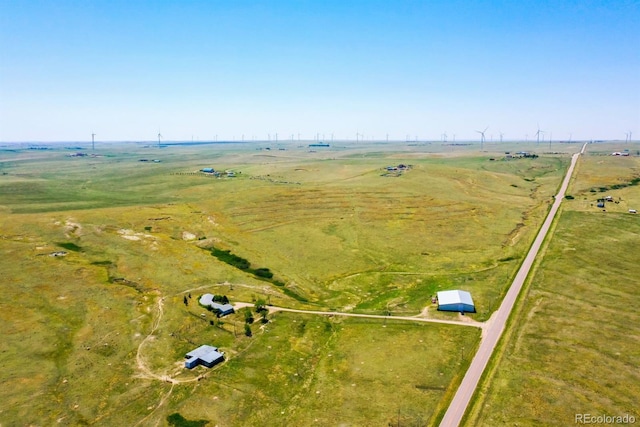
[466,144,640,426]
[0,140,613,426]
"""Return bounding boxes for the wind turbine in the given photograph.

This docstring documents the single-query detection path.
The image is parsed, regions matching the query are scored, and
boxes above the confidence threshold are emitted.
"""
[499,132,504,143]
[535,125,544,145]
[157,132,162,148]
[91,133,96,151]
[476,127,488,150]
[629,131,633,142]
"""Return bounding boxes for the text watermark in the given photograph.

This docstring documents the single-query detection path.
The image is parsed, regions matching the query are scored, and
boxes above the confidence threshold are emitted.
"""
[575,414,637,424]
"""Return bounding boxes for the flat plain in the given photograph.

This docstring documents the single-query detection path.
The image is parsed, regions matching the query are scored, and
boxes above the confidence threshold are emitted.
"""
[466,144,640,426]
[0,140,582,425]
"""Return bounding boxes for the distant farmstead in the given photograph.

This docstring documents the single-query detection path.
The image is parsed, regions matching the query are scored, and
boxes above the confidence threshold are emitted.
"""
[199,293,234,316]
[436,290,475,313]
[185,345,224,369]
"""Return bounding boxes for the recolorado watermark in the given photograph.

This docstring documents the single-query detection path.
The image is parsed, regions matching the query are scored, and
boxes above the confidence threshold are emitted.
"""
[575,413,637,424]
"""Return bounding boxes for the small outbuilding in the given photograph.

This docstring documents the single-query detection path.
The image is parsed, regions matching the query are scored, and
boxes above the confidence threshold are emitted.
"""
[437,290,475,313]
[185,345,224,369]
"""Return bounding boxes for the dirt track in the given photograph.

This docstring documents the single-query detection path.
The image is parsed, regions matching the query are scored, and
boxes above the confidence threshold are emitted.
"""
[234,302,484,328]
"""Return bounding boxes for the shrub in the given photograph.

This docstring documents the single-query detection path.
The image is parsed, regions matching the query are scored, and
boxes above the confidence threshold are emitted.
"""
[210,247,250,270]
[213,295,229,304]
[56,242,82,252]
[166,413,209,427]
[254,268,273,279]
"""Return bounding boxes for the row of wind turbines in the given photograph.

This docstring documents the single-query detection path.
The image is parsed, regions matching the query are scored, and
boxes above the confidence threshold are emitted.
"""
[89,128,635,149]
[474,125,551,150]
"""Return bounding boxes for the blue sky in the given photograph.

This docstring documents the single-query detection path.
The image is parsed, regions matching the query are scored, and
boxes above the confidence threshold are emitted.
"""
[1,0,638,142]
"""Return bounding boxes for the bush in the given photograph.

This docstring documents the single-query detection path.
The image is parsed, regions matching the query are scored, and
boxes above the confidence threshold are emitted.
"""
[254,268,274,279]
[56,242,83,252]
[210,247,250,270]
[166,413,209,427]
[213,295,229,304]
[244,324,252,337]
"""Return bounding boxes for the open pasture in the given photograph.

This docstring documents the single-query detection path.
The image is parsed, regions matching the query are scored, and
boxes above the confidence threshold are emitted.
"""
[467,143,640,425]
[0,141,572,425]
[564,146,640,214]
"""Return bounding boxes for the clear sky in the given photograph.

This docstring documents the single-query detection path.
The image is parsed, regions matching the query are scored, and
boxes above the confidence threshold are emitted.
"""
[1,0,638,142]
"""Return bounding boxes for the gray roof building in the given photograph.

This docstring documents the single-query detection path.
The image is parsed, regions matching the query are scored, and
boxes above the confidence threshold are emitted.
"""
[199,293,234,316]
[185,345,224,369]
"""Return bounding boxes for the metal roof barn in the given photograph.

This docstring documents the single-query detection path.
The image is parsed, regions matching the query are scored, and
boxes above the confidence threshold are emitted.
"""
[437,290,475,313]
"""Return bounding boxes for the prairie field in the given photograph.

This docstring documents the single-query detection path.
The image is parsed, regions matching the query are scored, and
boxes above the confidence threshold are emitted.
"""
[0,141,575,425]
[467,144,640,426]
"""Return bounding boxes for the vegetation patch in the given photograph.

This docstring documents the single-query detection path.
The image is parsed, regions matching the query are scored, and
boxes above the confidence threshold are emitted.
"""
[209,247,251,270]
[167,413,209,427]
[207,246,307,302]
[589,175,640,193]
[56,242,83,252]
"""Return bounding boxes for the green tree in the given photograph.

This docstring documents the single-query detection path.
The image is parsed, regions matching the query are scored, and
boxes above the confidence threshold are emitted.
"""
[255,298,267,313]
[243,307,254,324]
[244,323,252,337]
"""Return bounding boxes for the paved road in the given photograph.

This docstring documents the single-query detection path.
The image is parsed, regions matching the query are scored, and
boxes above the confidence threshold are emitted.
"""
[439,144,586,427]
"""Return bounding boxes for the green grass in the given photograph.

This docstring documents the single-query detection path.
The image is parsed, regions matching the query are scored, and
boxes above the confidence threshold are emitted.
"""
[164,313,481,426]
[466,146,640,426]
[0,141,579,425]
